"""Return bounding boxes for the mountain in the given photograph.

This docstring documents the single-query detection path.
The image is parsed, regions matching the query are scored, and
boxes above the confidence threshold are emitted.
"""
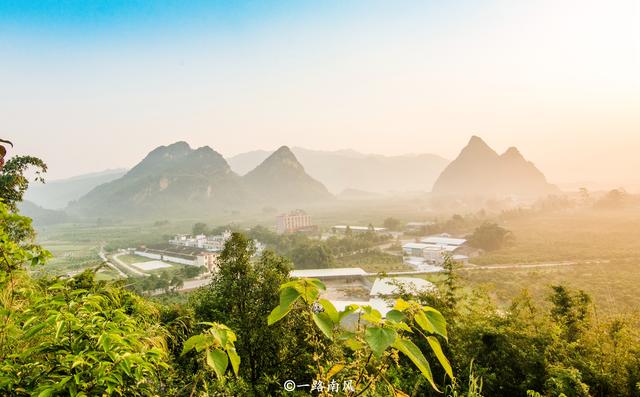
[69,142,333,218]
[432,136,558,197]
[226,150,272,175]
[243,146,333,204]
[68,142,248,218]
[228,147,449,193]
[24,169,127,209]
[18,200,72,225]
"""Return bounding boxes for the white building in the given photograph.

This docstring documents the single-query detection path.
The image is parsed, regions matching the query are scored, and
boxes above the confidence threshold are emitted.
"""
[290,267,368,282]
[331,225,387,234]
[169,230,231,252]
[402,234,469,269]
[135,247,220,272]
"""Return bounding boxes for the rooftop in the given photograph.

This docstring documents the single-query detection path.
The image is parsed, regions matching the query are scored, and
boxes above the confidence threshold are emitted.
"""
[290,267,368,278]
[332,225,387,231]
[420,236,467,246]
[403,242,459,252]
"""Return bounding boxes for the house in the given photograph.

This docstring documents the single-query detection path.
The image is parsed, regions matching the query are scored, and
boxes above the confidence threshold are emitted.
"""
[169,230,231,252]
[135,246,220,272]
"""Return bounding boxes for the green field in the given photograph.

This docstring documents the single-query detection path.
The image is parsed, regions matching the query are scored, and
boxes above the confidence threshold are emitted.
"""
[115,254,154,265]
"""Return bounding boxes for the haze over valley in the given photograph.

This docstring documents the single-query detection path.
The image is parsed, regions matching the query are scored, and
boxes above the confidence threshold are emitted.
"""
[3,1,640,396]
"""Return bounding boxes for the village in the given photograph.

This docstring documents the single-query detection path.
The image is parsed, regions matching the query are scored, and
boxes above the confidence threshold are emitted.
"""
[100,209,475,312]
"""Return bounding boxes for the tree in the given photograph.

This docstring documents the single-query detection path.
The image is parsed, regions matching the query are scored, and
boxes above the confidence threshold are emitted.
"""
[383,217,402,231]
[0,154,47,211]
[467,222,513,251]
[189,233,316,394]
[192,222,208,235]
[549,285,591,342]
[290,242,333,269]
[345,225,352,237]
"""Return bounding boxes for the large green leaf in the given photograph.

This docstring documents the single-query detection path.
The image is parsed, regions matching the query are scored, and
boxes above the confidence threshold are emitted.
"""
[385,309,406,322]
[393,338,438,391]
[181,334,209,356]
[313,312,334,340]
[227,347,241,376]
[279,286,300,308]
[365,326,397,358]
[424,308,447,340]
[414,311,434,334]
[361,306,382,325]
[427,336,452,379]
[207,348,229,379]
[318,299,339,324]
[267,304,291,325]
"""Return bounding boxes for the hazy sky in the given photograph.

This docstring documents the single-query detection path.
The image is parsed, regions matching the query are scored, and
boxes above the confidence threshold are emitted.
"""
[1,0,638,187]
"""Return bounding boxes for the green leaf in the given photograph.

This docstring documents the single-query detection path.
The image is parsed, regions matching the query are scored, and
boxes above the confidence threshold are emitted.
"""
[24,322,48,338]
[386,309,406,322]
[361,306,382,324]
[207,348,229,379]
[427,336,453,379]
[393,298,411,311]
[55,320,64,340]
[318,299,339,324]
[393,338,438,391]
[424,308,447,340]
[312,312,334,340]
[181,334,209,356]
[267,304,291,325]
[414,311,434,334]
[37,388,54,397]
[279,286,300,308]
[327,363,345,379]
[227,347,240,376]
[365,326,397,358]
[307,278,326,292]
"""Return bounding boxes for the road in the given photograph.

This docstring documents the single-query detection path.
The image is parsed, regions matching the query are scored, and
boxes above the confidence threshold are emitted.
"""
[459,260,607,271]
[98,248,127,278]
[111,252,149,277]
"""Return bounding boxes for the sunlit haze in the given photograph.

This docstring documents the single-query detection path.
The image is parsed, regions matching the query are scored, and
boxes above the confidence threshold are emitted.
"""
[2,0,638,188]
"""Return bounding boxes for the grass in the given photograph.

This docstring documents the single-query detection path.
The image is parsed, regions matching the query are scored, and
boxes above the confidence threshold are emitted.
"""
[115,254,154,265]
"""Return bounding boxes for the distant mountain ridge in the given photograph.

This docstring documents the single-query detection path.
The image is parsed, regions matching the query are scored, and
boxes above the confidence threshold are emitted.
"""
[243,146,332,204]
[228,147,449,193]
[24,168,127,209]
[432,136,557,197]
[68,142,333,218]
[18,200,72,225]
